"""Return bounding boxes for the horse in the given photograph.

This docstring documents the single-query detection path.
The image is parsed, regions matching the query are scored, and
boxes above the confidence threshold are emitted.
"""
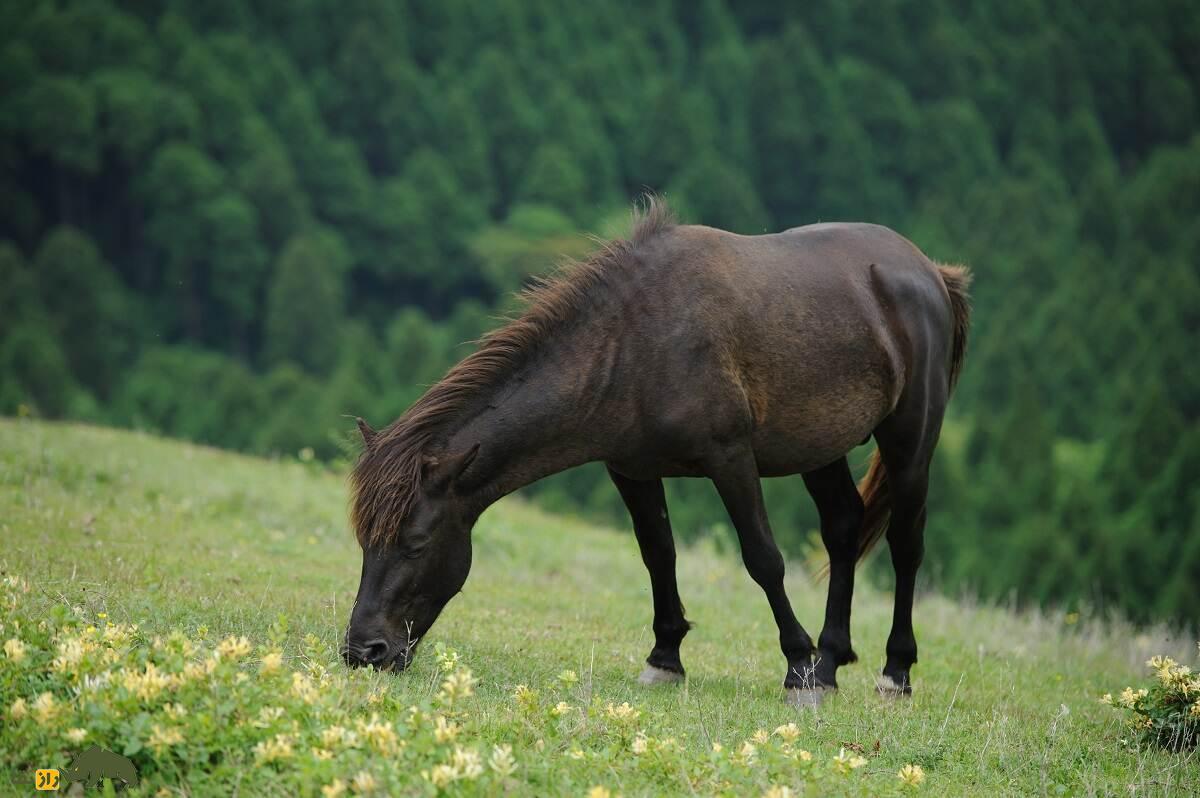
[344,198,970,706]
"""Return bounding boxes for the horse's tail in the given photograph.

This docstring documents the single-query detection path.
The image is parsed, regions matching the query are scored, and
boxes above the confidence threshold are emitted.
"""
[852,264,971,566]
[853,450,891,564]
[937,264,972,390]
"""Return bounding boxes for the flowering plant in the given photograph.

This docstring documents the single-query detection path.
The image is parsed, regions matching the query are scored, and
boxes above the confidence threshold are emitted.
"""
[1101,645,1200,750]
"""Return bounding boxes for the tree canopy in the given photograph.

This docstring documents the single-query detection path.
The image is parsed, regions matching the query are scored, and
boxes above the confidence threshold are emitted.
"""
[1,0,1198,625]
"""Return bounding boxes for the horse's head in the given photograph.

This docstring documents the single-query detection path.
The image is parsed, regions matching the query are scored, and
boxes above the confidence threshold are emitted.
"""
[343,419,480,671]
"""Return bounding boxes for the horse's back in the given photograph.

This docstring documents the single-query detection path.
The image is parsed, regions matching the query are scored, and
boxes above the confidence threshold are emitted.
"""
[632,222,950,475]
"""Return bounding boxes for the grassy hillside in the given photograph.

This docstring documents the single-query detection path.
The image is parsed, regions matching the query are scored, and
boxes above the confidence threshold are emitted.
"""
[1,419,1196,796]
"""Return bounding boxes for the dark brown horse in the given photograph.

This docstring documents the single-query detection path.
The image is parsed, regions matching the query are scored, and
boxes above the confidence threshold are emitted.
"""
[345,199,970,706]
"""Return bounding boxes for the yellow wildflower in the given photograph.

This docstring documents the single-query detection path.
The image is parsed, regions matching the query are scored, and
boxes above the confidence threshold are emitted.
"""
[898,763,926,786]
[65,727,89,744]
[321,779,347,798]
[52,637,88,671]
[514,684,538,711]
[552,700,572,716]
[488,743,518,776]
[291,671,319,704]
[604,701,641,723]
[711,741,724,753]
[425,765,456,788]
[586,787,612,798]
[1147,655,1176,674]
[10,697,28,719]
[832,747,868,775]
[252,706,285,728]
[1166,665,1194,691]
[451,746,484,779]
[1190,701,1200,719]
[751,728,770,745]
[216,635,252,660]
[736,741,757,764]
[103,623,135,645]
[123,662,173,701]
[1118,687,1147,708]
[434,715,460,743]
[181,660,213,681]
[798,749,813,762]
[3,638,26,663]
[568,747,585,760]
[260,651,284,673]
[631,733,649,755]
[311,747,334,761]
[557,669,579,687]
[774,722,801,742]
[763,787,794,798]
[435,646,461,672]
[1099,693,1113,705]
[321,725,359,749]
[357,714,400,754]
[148,724,185,754]
[439,668,477,704]
[252,733,296,763]
[350,771,377,793]
[33,692,58,723]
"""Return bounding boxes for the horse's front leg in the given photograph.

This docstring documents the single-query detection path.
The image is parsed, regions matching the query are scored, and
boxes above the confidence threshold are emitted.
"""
[607,466,691,684]
[707,446,821,706]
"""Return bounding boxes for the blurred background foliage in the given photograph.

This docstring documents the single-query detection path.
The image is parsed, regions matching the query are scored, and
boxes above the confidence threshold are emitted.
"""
[1,0,1197,625]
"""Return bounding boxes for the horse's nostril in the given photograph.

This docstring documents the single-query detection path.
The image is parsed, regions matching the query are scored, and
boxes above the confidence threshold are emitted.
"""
[362,638,391,665]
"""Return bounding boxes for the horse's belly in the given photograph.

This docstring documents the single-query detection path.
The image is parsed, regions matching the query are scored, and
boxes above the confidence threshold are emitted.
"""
[750,388,892,476]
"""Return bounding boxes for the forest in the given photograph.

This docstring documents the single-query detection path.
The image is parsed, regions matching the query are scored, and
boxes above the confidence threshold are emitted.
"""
[1,0,1197,625]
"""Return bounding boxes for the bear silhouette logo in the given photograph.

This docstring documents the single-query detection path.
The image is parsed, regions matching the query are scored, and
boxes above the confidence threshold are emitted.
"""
[62,745,139,791]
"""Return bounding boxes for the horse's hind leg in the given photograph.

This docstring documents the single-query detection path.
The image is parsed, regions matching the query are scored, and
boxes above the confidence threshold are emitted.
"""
[873,395,945,696]
[607,467,691,684]
[803,457,864,690]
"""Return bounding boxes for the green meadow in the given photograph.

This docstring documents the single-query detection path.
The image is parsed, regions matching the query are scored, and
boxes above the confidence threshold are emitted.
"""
[1,419,1196,796]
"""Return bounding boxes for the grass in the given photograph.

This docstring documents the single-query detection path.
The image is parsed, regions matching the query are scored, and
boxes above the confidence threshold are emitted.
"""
[1,418,1196,796]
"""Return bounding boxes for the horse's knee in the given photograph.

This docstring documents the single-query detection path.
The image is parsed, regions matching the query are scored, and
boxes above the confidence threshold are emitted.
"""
[743,547,785,589]
[822,513,861,561]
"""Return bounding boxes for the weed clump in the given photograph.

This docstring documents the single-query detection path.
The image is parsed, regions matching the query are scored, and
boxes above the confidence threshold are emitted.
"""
[1101,644,1200,750]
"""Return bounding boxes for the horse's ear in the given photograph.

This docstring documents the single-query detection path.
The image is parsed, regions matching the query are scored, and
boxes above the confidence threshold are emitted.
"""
[424,443,480,487]
[356,417,378,451]
[445,442,480,482]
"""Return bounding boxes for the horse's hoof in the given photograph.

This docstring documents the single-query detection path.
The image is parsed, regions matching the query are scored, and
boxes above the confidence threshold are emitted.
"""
[875,675,912,698]
[638,665,684,686]
[785,686,832,709]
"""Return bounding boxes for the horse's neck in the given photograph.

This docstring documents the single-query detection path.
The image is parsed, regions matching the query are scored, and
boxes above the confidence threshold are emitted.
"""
[445,336,622,509]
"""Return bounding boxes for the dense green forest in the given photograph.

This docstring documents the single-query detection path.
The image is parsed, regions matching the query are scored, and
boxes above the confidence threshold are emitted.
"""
[1,0,1197,624]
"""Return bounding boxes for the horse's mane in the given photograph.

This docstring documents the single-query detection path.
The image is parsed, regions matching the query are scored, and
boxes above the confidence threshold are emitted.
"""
[350,197,677,546]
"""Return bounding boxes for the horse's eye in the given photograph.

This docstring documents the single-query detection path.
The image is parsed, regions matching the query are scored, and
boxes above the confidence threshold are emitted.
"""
[401,532,431,559]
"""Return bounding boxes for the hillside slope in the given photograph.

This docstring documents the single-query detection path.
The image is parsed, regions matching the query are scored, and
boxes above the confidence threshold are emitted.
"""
[0,420,1195,795]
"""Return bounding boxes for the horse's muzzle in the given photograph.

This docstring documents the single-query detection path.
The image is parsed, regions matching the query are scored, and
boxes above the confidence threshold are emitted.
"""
[342,637,413,672]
